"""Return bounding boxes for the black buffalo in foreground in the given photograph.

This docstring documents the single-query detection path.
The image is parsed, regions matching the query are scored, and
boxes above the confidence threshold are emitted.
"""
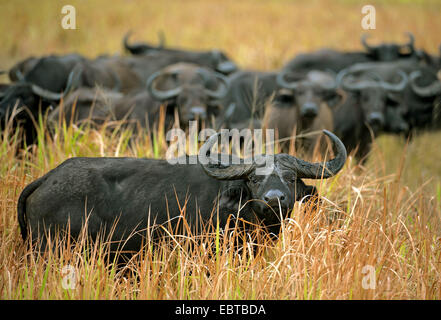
[17,130,346,254]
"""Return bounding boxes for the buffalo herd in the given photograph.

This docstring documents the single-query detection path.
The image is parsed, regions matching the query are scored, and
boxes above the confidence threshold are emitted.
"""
[4,31,440,252]
[1,31,440,157]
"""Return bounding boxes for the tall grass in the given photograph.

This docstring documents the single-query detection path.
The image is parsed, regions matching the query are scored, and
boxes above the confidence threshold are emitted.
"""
[0,0,441,300]
[0,113,440,299]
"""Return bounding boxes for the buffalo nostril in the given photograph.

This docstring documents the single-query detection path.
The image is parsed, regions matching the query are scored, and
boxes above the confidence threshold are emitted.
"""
[263,190,286,205]
[301,103,318,118]
[368,112,384,126]
[189,106,207,120]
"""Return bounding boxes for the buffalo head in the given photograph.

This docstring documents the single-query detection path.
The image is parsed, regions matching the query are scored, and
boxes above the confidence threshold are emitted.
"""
[275,70,340,118]
[147,63,229,125]
[199,130,347,228]
[361,32,416,61]
[337,64,408,133]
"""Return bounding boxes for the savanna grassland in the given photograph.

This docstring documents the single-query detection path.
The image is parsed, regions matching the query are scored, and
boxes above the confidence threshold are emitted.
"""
[0,0,441,299]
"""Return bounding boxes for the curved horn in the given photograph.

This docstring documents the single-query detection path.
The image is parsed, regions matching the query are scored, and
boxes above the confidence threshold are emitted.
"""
[30,84,64,101]
[276,70,300,90]
[197,68,229,99]
[30,67,80,101]
[380,70,408,92]
[361,33,375,52]
[123,30,136,52]
[199,132,255,180]
[404,32,415,49]
[337,67,380,91]
[286,130,347,179]
[409,70,441,97]
[157,30,166,48]
[123,30,162,55]
[146,70,182,101]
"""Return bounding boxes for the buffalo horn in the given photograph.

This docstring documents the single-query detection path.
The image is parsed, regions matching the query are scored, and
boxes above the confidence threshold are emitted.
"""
[146,70,182,101]
[285,130,347,179]
[410,70,441,97]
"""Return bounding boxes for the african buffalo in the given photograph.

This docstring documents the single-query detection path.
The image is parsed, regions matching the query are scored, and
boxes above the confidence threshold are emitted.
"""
[0,77,73,146]
[122,30,166,54]
[8,54,85,86]
[17,130,346,252]
[343,60,440,136]
[334,63,408,159]
[220,71,279,129]
[263,70,339,154]
[1,54,143,145]
[123,32,238,75]
[48,63,230,131]
[47,87,124,128]
[69,56,144,94]
[145,62,229,127]
[48,87,170,134]
[408,69,441,130]
[3,54,83,108]
[283,32,418,74]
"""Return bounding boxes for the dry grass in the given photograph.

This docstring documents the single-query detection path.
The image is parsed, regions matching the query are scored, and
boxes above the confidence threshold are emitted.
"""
[1,0,441,300]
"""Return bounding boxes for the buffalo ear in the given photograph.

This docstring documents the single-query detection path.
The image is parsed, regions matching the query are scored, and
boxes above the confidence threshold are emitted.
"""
[297,185,317,201]
[299,185,320,212]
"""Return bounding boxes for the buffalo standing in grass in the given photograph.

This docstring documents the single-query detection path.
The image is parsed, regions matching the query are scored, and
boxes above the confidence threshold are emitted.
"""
[0,74,74,146]
[17,130,346,253]
[338,60,440,136]
[146,62,229,127]
[283,32,418,74]
[68,56,145,94]
[123,31,238,75]
[48,63,230,131]
[408,69,441,130]
[263,70,341,154]
[334,63,408,159]
[220,71,279,129]
[1,54,144,145]
[8,54,86,86]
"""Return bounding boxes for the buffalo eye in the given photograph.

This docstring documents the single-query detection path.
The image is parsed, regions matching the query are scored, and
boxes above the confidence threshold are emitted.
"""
[247,175,259,184]
[165,100,177,112]
[276,93,294,104]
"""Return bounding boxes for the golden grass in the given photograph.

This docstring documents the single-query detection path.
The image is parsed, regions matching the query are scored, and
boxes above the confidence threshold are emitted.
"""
[0,0,441,300]
[0,114,440,299]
